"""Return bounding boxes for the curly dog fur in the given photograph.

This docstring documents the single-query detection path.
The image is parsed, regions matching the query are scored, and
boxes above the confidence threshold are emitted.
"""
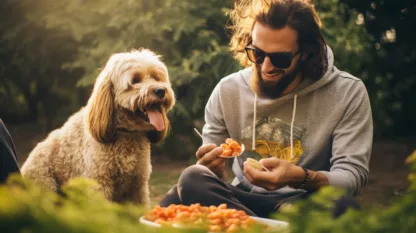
[21,49,175,206]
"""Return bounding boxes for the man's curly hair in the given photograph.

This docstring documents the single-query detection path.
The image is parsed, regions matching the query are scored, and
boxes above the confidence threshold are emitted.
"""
[228,0,328,81]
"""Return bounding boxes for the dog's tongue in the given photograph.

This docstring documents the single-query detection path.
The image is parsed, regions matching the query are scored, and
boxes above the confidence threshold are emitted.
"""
[147,109,165,131]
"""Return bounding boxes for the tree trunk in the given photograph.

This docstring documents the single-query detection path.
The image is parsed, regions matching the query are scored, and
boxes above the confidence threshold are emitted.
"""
[18,84,38,122]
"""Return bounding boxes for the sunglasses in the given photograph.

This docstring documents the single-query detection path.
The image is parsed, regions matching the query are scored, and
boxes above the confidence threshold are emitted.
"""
[244,46,301,69]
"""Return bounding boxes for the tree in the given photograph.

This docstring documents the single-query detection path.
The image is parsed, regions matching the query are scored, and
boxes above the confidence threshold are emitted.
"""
[23,0,239,158]
[0,0,83,128]
[18,0,379,158]
[2,0,409,158]
[341,0,416,137]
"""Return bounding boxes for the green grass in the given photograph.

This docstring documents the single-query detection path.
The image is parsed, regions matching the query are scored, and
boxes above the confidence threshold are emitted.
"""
[149,162,188,206]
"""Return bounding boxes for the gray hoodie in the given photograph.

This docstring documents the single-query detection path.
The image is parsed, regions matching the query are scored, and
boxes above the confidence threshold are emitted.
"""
[202,47,373,196]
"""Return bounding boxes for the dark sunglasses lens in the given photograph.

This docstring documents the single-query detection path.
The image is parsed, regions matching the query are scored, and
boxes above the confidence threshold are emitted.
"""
[246,48,265,64]
[270,54,292,69]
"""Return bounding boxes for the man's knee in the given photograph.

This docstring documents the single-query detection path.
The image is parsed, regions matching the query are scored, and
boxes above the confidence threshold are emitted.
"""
[178,165,214,188]
[178,165,216,197]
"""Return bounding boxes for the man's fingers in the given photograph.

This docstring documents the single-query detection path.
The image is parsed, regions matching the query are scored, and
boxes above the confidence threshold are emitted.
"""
[243,162,254,182]
[244,162,264,181]
[244,164,272,188]
[259,157,281,168]
[196,144,217,159]
[206,157,226,170]
[195,145,226,177]
[244,162,278,183]
[245,165,268,181]
[197,147,223,165]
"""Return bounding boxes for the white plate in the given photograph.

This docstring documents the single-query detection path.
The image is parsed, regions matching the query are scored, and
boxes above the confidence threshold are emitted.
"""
[139,215,288,230]
[140,216,162,228]
[251,216,289,229]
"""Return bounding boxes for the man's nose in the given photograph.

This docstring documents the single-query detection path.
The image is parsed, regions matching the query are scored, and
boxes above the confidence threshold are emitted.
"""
[261,56,275,73]
[153,88,166,98]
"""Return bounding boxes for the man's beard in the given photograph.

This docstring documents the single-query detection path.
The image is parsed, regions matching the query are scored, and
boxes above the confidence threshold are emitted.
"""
[253,60,303,99]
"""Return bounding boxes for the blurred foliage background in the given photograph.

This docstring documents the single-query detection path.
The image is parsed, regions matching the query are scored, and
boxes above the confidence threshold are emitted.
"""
[1,0,415,160]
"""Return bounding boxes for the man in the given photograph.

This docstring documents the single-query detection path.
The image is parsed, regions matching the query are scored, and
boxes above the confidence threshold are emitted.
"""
[160,0,372,218]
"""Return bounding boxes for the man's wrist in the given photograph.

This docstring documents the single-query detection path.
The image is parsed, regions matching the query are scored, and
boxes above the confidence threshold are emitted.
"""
[286,164,307,187]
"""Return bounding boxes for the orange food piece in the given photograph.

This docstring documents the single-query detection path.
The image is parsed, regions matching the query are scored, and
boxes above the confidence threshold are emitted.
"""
[220,138,242,157]
[218,203,227,209]
[144,203,263,231]
[222,149,232,157]
[209,225,223,232]
[229,141,240,149]
[226,223,240,233]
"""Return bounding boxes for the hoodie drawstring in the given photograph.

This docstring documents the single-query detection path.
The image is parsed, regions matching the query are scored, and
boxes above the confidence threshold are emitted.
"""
[252,93,257,151]
[290,95,298,159]
[251,93,298,159]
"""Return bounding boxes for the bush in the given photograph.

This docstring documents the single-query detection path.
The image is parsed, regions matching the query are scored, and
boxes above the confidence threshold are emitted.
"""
[1,151,415,233]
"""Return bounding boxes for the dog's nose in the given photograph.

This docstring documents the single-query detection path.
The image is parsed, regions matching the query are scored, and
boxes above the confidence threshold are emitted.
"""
[154,88,166,98]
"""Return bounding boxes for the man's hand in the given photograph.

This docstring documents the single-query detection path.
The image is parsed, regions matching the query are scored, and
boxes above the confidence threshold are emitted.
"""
[243,157,305,191]
[196,144,227,178]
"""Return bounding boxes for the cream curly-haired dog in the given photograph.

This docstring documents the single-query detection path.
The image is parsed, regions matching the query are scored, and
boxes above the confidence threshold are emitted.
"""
[21,49,175,206]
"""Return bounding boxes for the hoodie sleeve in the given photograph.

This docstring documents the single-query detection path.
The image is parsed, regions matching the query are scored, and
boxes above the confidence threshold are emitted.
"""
[202,81,230,146]
[319,80,373,196]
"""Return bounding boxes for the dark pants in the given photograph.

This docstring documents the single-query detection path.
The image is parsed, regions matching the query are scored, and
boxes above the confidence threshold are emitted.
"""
[0,119,20,184]
[160,165,359,218]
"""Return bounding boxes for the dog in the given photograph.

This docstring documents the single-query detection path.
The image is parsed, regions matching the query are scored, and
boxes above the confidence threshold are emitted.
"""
[21,49,175,206]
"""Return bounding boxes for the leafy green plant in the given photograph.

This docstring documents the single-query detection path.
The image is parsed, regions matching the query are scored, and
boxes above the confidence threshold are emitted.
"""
[0,176,146,233]
[274,150,416,233]
[1,151,415,233]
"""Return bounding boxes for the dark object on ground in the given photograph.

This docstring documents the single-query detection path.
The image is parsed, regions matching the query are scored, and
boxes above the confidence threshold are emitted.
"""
[0,119,20,183]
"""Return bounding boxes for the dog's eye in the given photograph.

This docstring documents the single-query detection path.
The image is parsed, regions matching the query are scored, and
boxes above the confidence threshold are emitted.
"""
[131,75,141,84]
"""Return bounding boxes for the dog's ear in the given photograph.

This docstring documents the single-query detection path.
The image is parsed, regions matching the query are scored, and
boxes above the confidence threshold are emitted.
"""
[147,111,170,143]
[87,69,116,143]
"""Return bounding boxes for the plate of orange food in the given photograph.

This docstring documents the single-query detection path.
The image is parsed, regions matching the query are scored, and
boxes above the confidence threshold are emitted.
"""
[193,129,245,158]
[219,138,245,158]
[140,203,288,232]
